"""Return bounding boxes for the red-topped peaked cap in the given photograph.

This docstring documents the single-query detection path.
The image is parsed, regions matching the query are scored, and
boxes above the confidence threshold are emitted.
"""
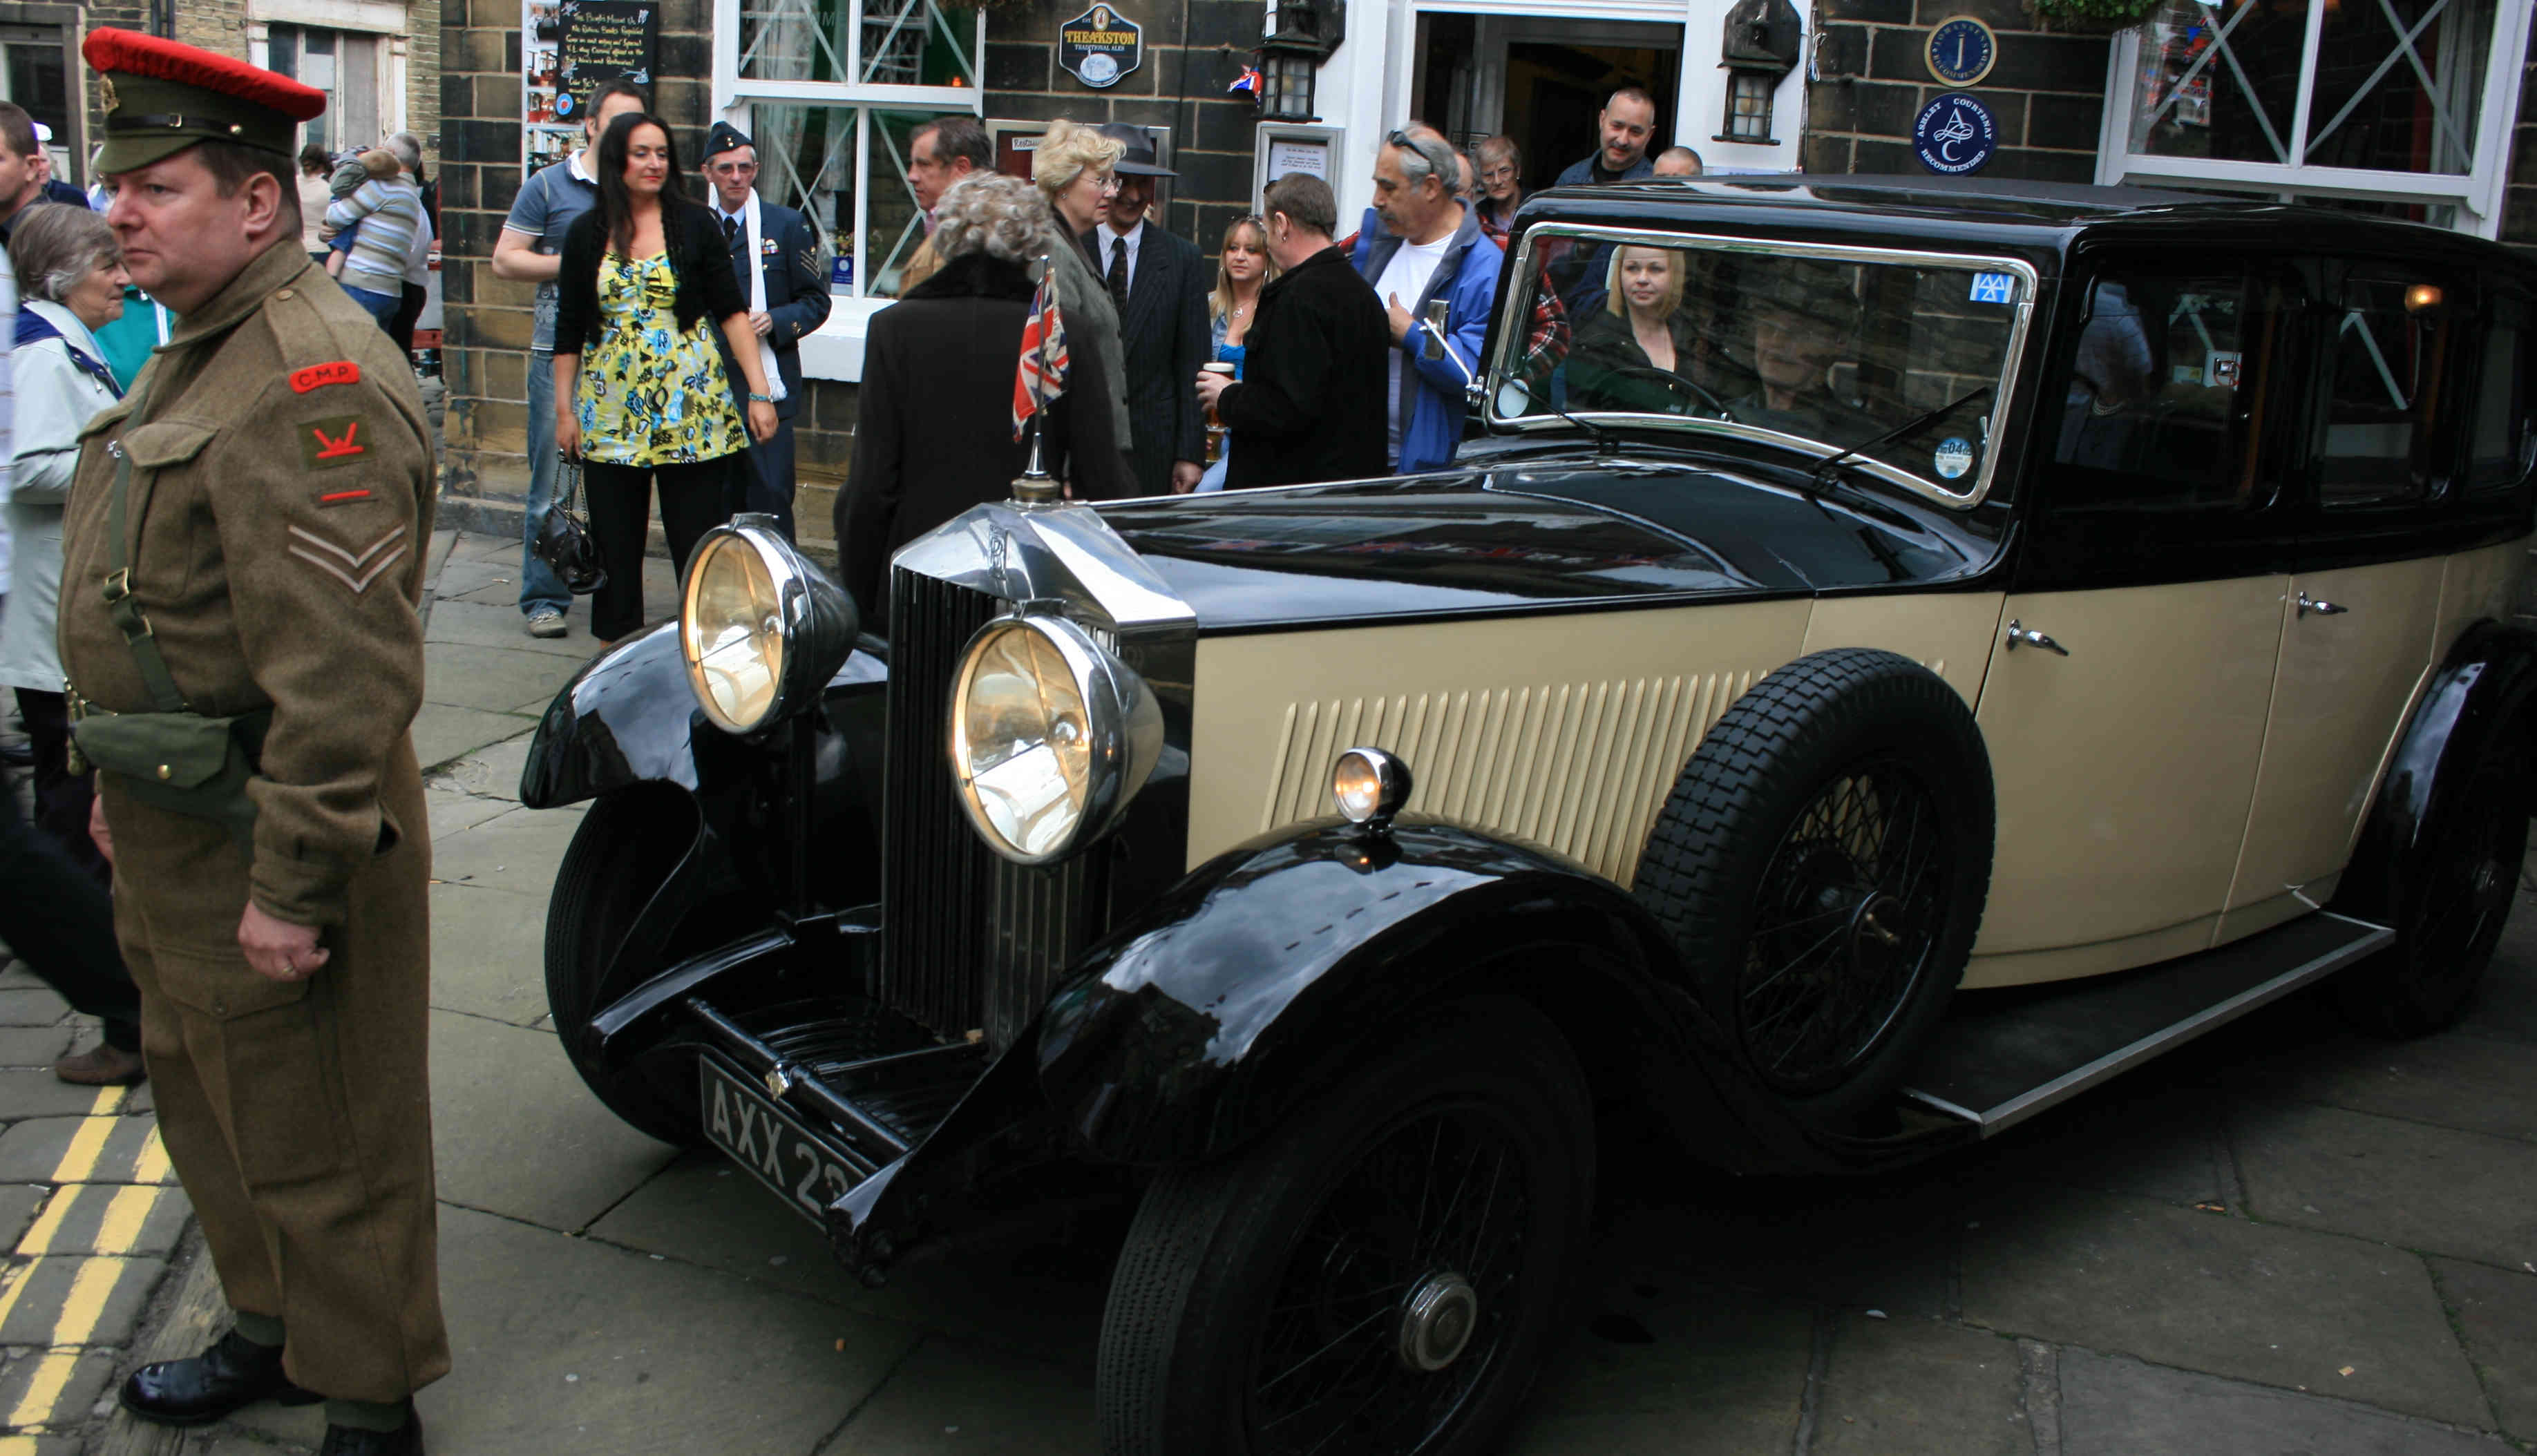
[83,29,326,173]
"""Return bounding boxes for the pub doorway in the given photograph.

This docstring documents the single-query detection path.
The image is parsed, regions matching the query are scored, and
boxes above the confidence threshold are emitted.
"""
[1412,13,1682,191]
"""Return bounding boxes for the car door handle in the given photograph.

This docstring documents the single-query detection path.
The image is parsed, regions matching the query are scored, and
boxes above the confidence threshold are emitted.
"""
[2004,619,2069,656]
[2297,593,2349,619]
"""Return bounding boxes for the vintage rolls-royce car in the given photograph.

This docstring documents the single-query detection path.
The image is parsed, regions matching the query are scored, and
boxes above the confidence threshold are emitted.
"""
[522,177,2537,1454]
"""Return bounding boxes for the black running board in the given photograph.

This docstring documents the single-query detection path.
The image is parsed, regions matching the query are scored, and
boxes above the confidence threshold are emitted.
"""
[1900,911,2393,1136]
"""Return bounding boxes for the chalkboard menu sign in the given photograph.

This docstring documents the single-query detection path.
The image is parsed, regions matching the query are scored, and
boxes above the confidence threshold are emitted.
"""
[557,0,658,119]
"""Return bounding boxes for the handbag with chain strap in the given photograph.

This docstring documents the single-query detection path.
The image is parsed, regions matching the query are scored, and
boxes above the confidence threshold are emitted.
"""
[531,452,607,594]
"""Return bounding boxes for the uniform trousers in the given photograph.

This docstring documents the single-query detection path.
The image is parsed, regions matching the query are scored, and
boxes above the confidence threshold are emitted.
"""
[103,741,448,1403]
[583,454,737,642]
[733,419,799,542]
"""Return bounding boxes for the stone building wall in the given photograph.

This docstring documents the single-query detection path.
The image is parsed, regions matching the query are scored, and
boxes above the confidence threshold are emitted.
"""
[1803,0,2110,183]
[2507,35,2535,251]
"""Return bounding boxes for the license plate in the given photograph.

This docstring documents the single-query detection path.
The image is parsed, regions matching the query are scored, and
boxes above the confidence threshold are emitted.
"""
[699,1059,862,1225]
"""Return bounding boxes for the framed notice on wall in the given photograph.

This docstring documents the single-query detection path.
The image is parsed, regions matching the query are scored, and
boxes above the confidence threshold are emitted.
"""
[522,0,577,168]
[1253,123,1338,210]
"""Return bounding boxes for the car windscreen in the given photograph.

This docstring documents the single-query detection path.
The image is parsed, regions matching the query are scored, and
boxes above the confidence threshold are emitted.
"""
[1488,227,2037,507]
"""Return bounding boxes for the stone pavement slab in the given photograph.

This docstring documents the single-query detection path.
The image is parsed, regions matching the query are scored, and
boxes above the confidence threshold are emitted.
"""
[431,556,513,602]
[2230,1100,2537,1269]
[429,1009,676,1230]
[410,705,540,774]
[0,1031,71,1071]
[2430,1258,2537,1440]
[0,993,68,1029]
[428,805,587,897]
[1811,1314,2028,1455]
[0,1115,173,1187]
[0,1190,41,1252]
[424,785,514,840]
[281,1205,921,1456]
[0,1347,121,1433]
[1503,1278,1811,1456]
[424,600,604,662]
[1961,1186,2488,1424]
[426,883,551,1026]
[2056,1348,2509,1455]
[422,642,588,716]
[0,1075,122,1124]
[15,1182,190,1258]
[586,1153,1114,1375]
[428,735,537,804]
[821,1337,1092,1455]
[2223,1028,2537,1146]
[1965,1069,2235,1208]
[0,1256,169,1345]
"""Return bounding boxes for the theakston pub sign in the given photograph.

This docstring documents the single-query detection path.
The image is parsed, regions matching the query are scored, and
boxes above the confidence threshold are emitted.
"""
[1059,3,1142,88]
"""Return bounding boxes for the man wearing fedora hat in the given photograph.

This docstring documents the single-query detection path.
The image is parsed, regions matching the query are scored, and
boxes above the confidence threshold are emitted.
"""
[699,119,828,537]
[1081,122,1208,497]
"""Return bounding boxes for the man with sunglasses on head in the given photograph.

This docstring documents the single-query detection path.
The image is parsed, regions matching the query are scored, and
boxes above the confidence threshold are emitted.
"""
[700,122,828,538]
[1355,124,1501,475]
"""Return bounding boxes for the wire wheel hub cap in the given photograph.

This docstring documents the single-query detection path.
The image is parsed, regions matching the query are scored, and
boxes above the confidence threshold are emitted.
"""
[1396,1272,1481,1373]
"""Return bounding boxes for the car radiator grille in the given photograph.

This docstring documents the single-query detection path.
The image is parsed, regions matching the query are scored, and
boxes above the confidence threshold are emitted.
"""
[880,568,1108,1051]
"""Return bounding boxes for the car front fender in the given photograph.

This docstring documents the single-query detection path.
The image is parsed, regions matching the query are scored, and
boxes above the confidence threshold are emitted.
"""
[1032,821,1789,1170]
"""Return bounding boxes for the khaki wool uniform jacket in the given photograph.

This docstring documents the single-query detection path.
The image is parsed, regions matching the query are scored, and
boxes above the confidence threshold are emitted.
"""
[55,240,448,1403]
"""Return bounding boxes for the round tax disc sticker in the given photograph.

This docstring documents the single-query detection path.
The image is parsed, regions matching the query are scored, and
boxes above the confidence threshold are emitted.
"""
[1933,437,1975,479]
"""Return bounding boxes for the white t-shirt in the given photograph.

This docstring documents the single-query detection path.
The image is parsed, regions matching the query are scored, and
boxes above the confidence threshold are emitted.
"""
[1372,236,1452,464]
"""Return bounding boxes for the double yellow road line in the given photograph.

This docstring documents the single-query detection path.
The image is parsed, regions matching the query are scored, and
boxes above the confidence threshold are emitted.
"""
[0,1086,183,1433]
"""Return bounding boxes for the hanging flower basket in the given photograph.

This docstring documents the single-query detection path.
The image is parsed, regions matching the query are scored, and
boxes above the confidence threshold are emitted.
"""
[2026,0,2162,34]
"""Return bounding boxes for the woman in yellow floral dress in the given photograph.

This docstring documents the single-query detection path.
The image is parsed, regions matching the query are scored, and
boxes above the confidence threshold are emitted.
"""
[553,111,777,644]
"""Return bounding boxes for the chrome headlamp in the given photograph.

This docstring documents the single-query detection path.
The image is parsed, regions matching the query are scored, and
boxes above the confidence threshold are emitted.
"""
[949,614,1163,865]
[680,516,859,736]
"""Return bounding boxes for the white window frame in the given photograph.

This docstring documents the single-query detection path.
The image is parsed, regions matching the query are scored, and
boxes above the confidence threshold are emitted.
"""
[2093,0,2532,239]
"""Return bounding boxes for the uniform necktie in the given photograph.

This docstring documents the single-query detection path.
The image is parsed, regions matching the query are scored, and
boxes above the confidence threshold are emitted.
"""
[1106,236,1129,312]
[723,213,739,247]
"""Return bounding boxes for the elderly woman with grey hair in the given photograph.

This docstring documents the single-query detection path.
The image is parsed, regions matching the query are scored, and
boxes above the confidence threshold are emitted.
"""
[0,201,147,1083]
[1030,118,1134,452]
[836,171,1130,632]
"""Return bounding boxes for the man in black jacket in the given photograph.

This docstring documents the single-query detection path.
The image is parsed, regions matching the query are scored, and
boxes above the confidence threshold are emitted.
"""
[702,121,831,537]
[1081,123,1209,497]
[1194,173,1387,490]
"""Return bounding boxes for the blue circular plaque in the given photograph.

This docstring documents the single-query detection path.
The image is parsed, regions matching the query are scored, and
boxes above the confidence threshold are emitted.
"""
[1912,93,1997,175]
[1926,16,1997,86]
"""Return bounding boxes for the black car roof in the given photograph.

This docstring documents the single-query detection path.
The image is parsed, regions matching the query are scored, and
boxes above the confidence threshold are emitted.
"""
[1513,173,2529,274]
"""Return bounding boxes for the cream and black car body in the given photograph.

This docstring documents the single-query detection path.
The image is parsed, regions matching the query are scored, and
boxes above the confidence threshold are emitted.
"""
[523,177,2537,1453]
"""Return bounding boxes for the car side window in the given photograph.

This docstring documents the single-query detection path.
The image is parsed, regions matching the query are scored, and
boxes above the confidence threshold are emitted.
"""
[2464,291,2533,496]
[2315,271,2456,510]
[2051,265,2285,514]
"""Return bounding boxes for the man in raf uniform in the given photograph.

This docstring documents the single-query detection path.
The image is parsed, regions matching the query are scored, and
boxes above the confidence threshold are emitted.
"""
[57,30,444,1456]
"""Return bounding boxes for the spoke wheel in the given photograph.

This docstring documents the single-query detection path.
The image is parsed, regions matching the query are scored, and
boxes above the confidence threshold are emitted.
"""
[1098,998,1592,1456]
[1635,649,1992,1125]
[2337,744,2529,1037]
[1740,758,1946,1094]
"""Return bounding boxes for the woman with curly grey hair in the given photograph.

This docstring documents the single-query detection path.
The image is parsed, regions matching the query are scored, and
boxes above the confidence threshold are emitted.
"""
[837,172,1130,631]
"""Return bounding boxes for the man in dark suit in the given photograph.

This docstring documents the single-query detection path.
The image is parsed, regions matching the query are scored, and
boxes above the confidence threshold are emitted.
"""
[1079,123,1209,496]
[701,121,830,537]
[1193,173,1388,489]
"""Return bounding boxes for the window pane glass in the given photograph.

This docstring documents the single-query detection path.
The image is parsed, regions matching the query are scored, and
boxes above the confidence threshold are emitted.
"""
[2463,299,2529,492]
[2303,0,2491,175]
[2129,0,2309,166]
[752,103,857,287]
[739,0,977,88]
[2317,274,2451,508]
[2053,269,2283,513]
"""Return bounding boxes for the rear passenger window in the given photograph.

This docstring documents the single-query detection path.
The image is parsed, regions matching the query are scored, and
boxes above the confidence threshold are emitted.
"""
[2317,272,2454,509]
[2464,295,2532,495]
[2052,265,2286,513]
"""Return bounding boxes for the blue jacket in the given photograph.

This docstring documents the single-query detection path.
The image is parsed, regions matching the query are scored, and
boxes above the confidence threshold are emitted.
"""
[1351,205,1503,476]
[714,198,832,421]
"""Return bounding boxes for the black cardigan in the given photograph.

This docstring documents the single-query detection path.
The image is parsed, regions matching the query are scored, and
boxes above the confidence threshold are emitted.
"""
[551,198,748,359]
[1217,245,1390,489]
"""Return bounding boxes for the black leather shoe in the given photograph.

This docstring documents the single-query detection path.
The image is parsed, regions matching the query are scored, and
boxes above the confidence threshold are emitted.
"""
[319,1410,423,1455]
[117,1330,320,1426]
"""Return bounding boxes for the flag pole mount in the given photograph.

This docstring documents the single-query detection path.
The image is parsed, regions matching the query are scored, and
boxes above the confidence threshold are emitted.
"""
[1012,251,1063,507]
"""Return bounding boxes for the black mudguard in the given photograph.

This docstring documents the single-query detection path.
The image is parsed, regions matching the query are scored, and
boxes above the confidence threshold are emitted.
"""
[2338,619,2537,923]
[518,624,891,911]
[1031,819,1879,1177]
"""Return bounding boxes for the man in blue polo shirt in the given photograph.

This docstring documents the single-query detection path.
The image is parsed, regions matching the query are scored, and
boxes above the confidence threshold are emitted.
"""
[489,79,648,640]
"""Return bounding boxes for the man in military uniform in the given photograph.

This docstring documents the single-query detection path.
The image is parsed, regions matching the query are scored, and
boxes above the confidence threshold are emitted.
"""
[57,30,444,1456]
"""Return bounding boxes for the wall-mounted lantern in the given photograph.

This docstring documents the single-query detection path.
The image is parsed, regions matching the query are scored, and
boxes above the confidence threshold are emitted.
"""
[1716,0,1802,144]
[1257,0,1344,122]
